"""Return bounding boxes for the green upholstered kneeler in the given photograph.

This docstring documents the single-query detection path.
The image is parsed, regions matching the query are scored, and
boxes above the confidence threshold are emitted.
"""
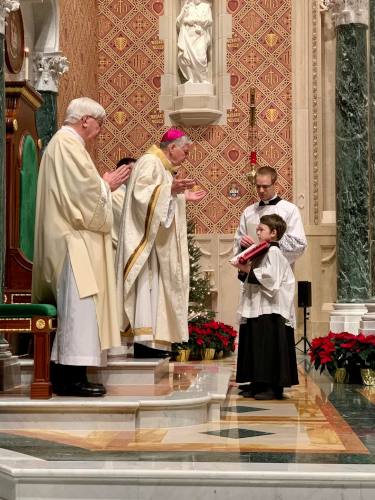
[19,135,39,262]
[0,304,57,399]
[0,304,56,318]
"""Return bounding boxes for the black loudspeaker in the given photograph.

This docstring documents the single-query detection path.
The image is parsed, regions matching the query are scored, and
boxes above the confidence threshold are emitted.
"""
[298,281,312,308]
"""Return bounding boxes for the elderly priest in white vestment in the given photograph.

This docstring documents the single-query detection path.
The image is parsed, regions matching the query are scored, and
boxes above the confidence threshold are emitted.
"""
[32,97,132,397]
[116,129,206,358]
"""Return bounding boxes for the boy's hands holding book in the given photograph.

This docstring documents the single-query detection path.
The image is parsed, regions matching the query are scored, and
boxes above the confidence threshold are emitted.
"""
[230,259,250,274]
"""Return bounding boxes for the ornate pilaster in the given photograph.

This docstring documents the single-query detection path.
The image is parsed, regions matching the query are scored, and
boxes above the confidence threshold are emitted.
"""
[0,0,19,366]
[325,0,369,26]
[0,1,19,35]
[34,53,69,155]
[327,0,371,333]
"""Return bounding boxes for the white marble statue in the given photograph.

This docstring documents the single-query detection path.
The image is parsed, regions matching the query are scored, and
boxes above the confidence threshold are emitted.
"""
[177,0,212,84]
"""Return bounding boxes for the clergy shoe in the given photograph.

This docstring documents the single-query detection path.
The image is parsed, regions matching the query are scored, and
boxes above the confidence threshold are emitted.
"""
[241,390,255,398]
[238,383,251,391]
[254,389,277,401]
[55,381,106,397]
[86,382,107,394]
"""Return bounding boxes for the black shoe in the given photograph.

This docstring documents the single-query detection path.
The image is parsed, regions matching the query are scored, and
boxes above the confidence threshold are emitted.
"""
[238,384,251,391]
[86,381,107,394]
[55,381,106,397]
[254,389,277,401]
[241,390,255,398]
[134,343,171,359]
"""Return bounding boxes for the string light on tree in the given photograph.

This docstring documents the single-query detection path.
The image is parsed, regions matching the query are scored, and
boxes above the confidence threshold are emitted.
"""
[187,220,215,326]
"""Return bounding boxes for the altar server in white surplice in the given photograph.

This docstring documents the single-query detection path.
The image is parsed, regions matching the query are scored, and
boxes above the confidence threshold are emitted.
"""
[112,157,136,256]
[233,165,306,395]
[116,129,206,358]
[32,97,132,397]
[233,166,307,271]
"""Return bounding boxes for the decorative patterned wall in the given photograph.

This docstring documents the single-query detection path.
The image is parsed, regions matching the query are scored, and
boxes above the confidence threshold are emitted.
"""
[58,0,99,161]
[98,0,292,233]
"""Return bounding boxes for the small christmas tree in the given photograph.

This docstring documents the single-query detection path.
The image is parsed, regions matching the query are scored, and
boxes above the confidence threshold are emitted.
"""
[187,219,215,326]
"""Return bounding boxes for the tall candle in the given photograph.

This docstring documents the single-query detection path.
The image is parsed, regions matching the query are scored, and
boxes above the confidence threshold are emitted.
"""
[24,48,29,81]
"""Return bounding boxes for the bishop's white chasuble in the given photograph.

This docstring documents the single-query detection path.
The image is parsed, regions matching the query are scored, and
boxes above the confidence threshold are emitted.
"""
[116,145,189,351]
[32,129,121,365]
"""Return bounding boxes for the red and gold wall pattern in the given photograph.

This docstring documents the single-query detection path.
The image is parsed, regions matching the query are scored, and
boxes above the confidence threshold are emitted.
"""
[58,0,99,161]
[98,0,292,233]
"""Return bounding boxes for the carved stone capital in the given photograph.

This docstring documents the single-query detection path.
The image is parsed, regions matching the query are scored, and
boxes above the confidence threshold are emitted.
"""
[0,0,19,36]
[324,0,369,26]
[33,52,70,93]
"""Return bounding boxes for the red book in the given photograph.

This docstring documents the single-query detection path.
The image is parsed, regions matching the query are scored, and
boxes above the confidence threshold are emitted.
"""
[238,240,270,264]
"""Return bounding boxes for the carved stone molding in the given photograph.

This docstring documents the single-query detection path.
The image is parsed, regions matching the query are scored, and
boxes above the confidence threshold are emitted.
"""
[33,53,69,93]
[0,0,19,35]
[324,0,369,26]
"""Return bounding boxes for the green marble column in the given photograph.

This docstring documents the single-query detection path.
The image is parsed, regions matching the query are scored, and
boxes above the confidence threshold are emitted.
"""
[370,0,375,298]
[0,34,6,349]
[336,23,371,303]
[36,91,58,156]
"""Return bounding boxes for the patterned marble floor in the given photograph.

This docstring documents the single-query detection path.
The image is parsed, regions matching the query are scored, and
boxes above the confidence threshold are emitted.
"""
[0,356,375,464]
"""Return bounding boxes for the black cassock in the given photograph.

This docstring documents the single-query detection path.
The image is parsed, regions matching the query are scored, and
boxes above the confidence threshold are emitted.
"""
[236,315,299,387]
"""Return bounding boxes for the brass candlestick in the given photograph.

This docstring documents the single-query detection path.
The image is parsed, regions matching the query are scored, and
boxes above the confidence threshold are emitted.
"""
[243,87,258,186]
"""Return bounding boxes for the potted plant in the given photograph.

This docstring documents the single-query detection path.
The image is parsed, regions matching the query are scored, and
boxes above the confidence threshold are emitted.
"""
[309,332,370,383]
[173,341,191,362]
[200,321,238,358]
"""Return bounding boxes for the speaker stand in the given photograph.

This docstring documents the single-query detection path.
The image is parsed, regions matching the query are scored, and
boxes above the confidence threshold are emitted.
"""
[295,307,311,354]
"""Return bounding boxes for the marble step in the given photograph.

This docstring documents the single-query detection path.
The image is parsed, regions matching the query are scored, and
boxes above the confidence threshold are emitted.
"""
[0,364,232,431]
[20,357,170,386]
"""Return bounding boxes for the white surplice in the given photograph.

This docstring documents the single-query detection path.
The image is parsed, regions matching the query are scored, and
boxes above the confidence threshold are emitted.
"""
[233,196,307,270]
[237,246,295,326]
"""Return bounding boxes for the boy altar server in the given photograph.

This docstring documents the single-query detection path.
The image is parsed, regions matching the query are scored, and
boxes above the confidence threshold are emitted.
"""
[32,97,132,397]
[233,166,307,270]
[231,214,298,401]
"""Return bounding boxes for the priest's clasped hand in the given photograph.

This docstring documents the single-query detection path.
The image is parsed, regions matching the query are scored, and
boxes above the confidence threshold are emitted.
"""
[171,174,195,195]
[241,235,255,248]
[103,164,133,192]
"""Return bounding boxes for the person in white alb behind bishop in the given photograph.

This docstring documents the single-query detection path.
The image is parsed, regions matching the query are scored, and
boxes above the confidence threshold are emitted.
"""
[233,165,307,397]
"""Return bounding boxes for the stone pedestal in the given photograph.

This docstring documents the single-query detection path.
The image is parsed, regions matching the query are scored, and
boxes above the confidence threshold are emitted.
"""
[330,303,368,334]
[170,82,222,125]
[358,304,375,335]
[0,341,21,391]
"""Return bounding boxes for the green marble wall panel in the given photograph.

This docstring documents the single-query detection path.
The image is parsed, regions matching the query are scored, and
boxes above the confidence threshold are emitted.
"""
[370,1,375,298]
[0,35,5,305]
[36,91,57,156]
[336,24,371,303]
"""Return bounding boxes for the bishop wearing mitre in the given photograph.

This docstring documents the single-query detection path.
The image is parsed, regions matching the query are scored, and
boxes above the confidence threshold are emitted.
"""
[116,130,206,358]
[32,98,132,396]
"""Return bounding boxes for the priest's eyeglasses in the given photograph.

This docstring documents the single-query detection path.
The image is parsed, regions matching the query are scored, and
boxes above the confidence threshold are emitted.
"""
[88,116,104,128]
[255,183,272,190]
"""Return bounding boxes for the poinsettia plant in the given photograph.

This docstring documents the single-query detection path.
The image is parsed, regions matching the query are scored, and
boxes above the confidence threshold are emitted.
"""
[310,332,375,376]
[186,321,237,354]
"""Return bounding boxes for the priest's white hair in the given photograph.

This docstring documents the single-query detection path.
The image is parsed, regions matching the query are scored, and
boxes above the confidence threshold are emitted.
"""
[160,135,192,151]
[65,97,106,125]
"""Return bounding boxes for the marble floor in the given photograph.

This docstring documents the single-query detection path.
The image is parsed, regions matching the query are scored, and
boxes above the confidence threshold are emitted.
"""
[0,356,374,464]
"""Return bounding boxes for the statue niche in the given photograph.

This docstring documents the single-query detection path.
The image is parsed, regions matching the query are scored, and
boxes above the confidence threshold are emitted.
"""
[177,0,212,84]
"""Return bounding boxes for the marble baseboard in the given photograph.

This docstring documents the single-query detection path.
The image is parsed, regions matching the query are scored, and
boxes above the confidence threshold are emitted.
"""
[20,358,170,387]
[2,462,375,500]
[330,303,368,334]
[0,364,232,431]
[0,356,21,391]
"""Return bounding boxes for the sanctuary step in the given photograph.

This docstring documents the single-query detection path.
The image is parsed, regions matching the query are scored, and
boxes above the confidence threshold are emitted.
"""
[0,363,232,431]
[19,357,169,387]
